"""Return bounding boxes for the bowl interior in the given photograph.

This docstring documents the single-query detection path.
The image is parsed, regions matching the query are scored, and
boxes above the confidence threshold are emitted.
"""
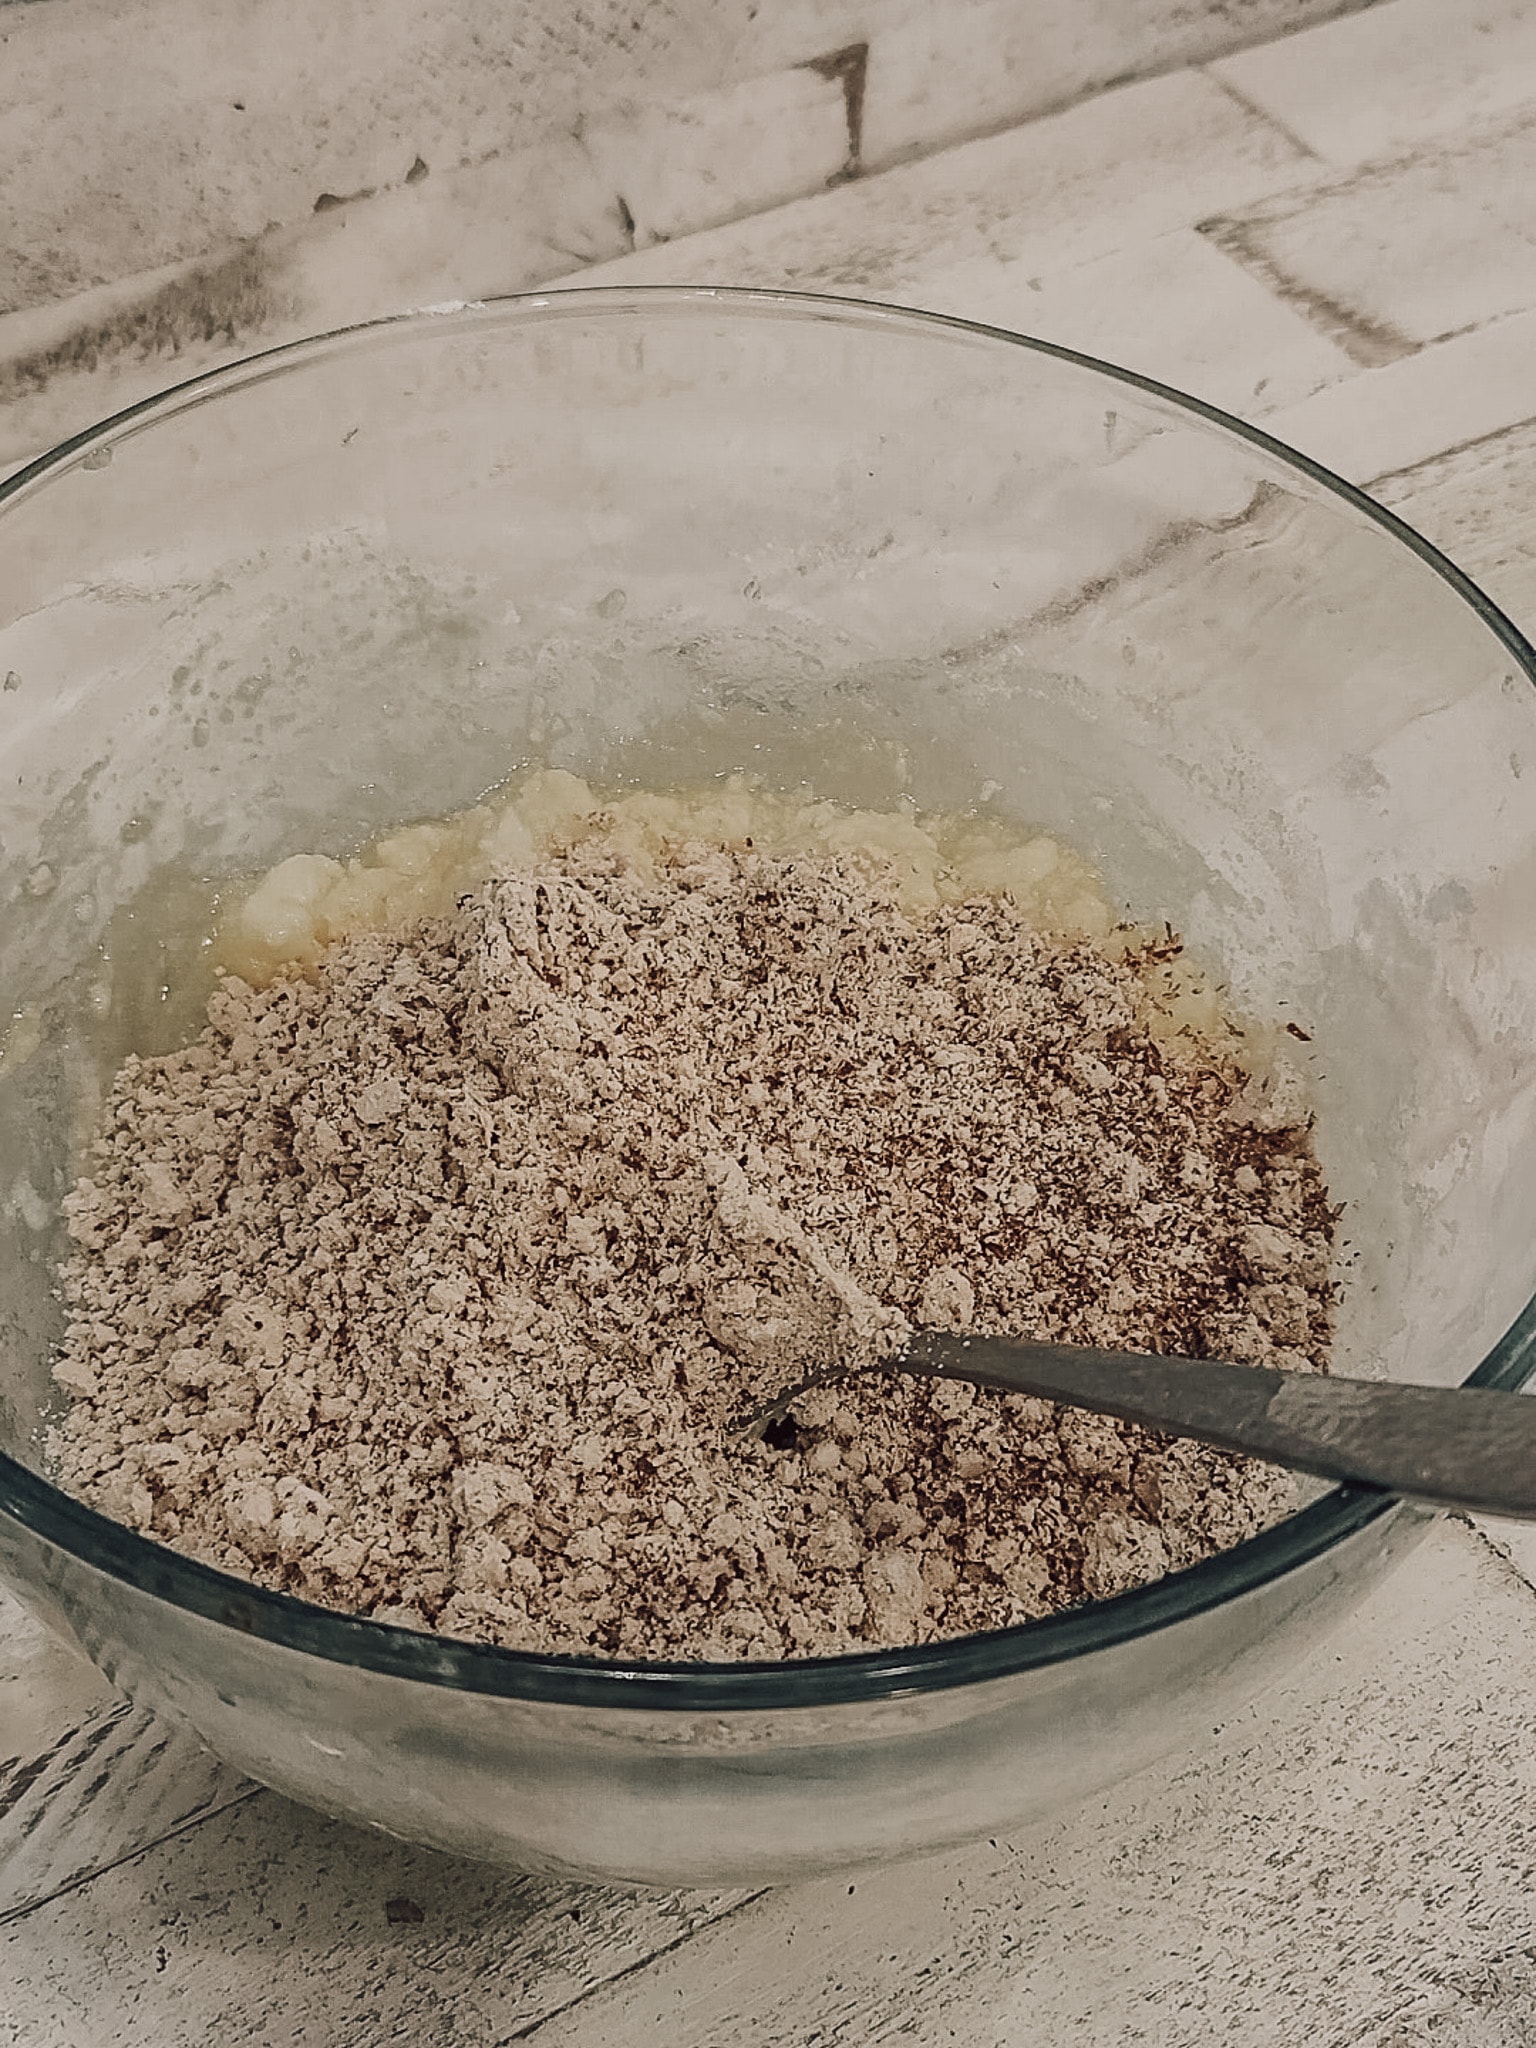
[3,291,1536,1676]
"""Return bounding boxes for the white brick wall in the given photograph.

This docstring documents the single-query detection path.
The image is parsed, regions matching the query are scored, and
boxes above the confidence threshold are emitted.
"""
[0,0,1380,458]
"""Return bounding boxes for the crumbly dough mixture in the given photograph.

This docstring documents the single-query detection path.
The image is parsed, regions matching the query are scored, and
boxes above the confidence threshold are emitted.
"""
[49,778,1333,1660]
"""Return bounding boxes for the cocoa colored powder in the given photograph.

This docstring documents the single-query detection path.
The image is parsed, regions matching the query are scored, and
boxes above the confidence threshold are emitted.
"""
[50,833,1334,1660]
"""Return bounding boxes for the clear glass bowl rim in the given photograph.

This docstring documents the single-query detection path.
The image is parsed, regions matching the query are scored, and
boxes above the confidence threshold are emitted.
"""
[3,284,1535,1714]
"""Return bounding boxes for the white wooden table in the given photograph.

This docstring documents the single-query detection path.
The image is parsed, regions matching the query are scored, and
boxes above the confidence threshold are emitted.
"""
[8,3,1536,2039]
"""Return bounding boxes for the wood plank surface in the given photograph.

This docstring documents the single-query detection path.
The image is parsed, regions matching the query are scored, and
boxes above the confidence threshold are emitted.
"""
[4,1523,1533,2046]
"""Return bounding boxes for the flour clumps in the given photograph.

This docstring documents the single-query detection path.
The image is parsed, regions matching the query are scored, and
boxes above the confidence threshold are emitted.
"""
[49,792,1335,1660]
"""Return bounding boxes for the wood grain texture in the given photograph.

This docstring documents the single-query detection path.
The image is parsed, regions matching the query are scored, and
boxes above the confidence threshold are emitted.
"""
[0,1709,250,1929]
[0,0,792,313]
[0,54,851,466]
[498,1525,1536,2048]
[0,1592,249,1925]
[1,1793,754,2045]
[4,1523,1533,2046]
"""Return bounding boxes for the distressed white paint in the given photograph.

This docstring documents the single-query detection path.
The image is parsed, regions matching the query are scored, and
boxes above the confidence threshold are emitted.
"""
[1214,0,1536,165]
[9,1,1536,2038]
[561,69,1316,297]
[517,1528,1536,2048]
[1261,307,1536,486]
[0,1588,249,1924]
[0,0,845,314]
[1204,115,1536,359]
[0,13,1357,467]
[0,0,1377,320]
[5,1525,1536,2044]
[805,228,1356,416]
[581,66,853,247]
[854,0,1372,170]
[2,1792,754,2040]
[1370,412,1536,629]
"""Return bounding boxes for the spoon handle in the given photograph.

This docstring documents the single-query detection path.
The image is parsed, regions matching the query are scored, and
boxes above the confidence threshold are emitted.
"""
[895,1331,1536,1520]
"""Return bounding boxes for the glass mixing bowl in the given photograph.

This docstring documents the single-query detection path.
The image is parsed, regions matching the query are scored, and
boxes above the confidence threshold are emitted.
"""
[3,290,1535,1887]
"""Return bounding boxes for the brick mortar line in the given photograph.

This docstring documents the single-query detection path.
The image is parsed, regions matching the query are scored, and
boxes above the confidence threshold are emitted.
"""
[1201,63,1324,163]
[1462,1514,1536,1608]
[0,4,1399,368]
[1195,211,1416,368]
[1363,409,1536,493]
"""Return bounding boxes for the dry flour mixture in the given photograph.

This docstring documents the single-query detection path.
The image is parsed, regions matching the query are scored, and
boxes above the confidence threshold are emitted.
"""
[50,776,1333,1660]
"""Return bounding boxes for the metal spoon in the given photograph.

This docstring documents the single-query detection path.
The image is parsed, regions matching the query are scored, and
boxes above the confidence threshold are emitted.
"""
[741,1328,1536,1520]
